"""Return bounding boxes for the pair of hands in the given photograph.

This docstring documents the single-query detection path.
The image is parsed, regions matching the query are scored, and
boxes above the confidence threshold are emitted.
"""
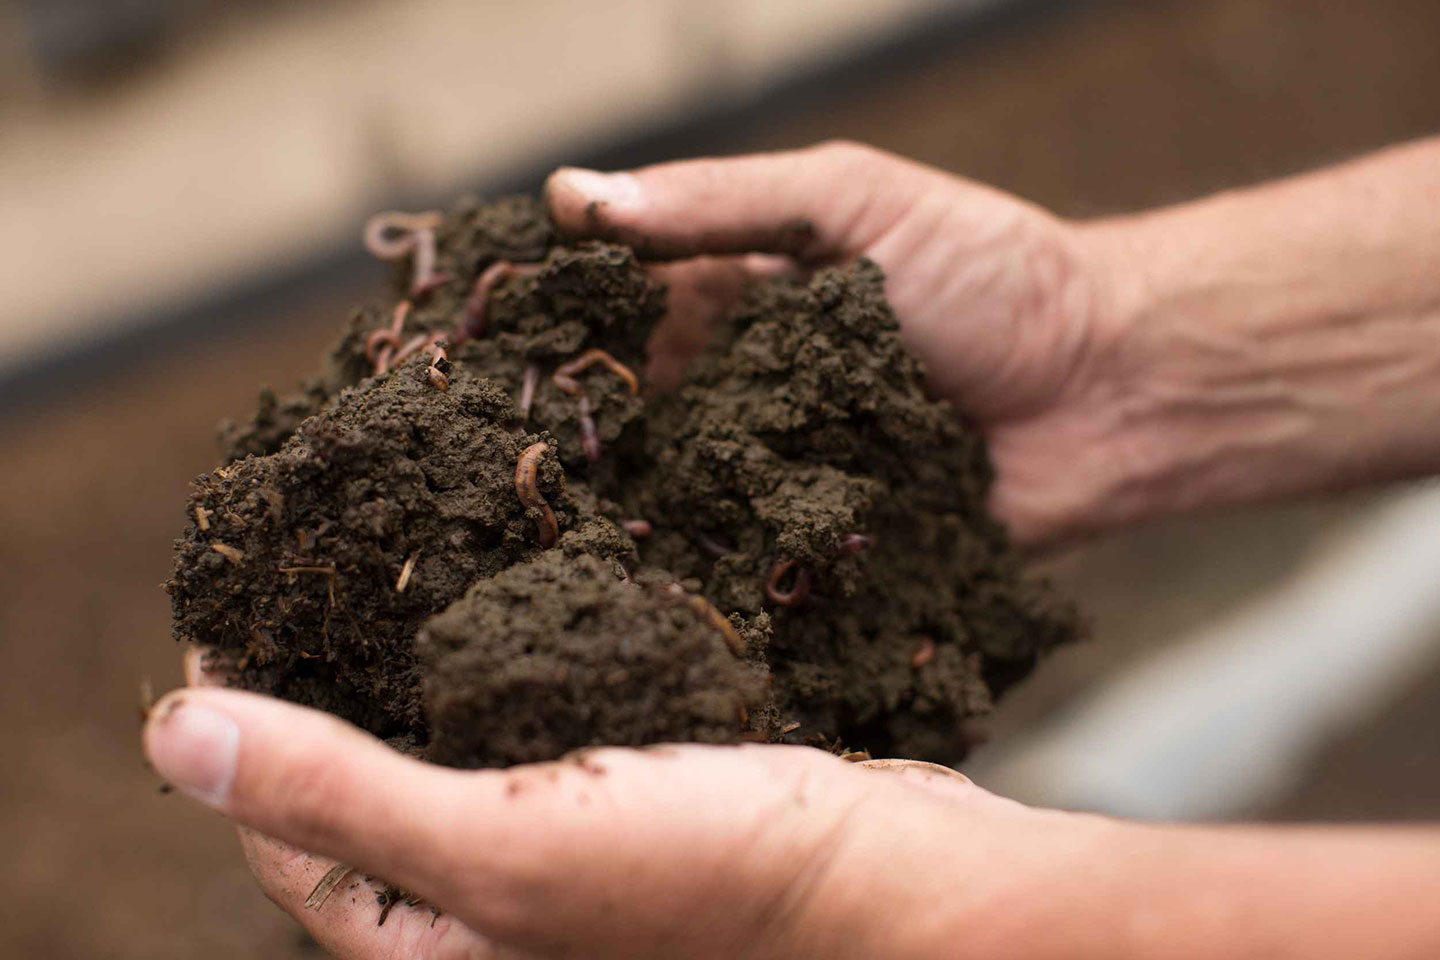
[142,142,1281,958]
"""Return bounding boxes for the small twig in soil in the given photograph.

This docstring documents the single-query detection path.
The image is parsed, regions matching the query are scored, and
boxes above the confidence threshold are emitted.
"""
[515,442,559,548]
[781,721,802,735]
[839,749,873,762]
[516,364,540,423]
[620,519,652,539]
[362,211,446,298]
[305,864,354,911]
[193,505,212,532]
[764,559,812,607]
[910,636,936,670]
[279,563,337,606]
[457,261,542,343]
[395,551,420,593]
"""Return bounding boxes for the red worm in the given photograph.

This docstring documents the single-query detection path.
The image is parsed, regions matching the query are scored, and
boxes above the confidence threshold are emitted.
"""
[517,364,540,422]
[620,519,652,539]
[552,348,641,397]
[764,559,812,607]
[362,211,446,298]
[457,261,542,344]
[514,442,558,548]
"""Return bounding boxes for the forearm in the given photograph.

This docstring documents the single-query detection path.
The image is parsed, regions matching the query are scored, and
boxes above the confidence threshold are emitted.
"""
[1080,136,1440,522]
[922,815,1440,960]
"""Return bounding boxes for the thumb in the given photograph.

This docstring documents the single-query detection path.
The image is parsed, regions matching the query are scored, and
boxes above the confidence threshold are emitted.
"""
[544,141,940,262]
[142,687,479,902]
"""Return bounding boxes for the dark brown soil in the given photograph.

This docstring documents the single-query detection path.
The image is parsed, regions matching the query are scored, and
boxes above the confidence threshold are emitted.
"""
[420,553,772,767]
[169,195,1081,765]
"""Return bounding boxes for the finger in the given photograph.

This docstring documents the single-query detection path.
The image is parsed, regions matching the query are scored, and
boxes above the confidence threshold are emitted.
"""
[142,687,481,901]
[545,141,941,262]
[645,253,796,391]
[239,828,511,960]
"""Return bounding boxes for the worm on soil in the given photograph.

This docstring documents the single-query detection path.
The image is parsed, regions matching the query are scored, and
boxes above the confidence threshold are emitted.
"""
[362,211,446,298]
[515,442,559,548]
[577,395,601,462]
[910,636,936,670]
[425,344,450,392]
[517,364,540,422]
[458,261,542,343]
[620,519,652,539]
[692,530,733,559]
[837,533,872,556]
[552,348,640,397]
[365,301,412,375]
[764,558,812,606]
[665,584,744,657]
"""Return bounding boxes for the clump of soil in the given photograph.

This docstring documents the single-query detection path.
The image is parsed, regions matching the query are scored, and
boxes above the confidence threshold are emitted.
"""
[628,260,1072,762]
[169,193,1081,768]
[419,553,770,768]
[170,363,628,737]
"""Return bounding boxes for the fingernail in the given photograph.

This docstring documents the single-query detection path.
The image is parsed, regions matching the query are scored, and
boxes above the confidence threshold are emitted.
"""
[145,696,239,809]
[550,167,642,212]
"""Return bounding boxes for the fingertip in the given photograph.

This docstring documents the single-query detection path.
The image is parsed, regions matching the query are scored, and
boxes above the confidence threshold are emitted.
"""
[544,166,644,234]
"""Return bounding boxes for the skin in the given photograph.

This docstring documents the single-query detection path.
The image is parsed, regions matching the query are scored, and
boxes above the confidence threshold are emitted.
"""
[145,140,1440,957]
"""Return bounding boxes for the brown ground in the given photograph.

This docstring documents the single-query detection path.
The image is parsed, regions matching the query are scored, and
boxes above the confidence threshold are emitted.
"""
[7,1,1440,955]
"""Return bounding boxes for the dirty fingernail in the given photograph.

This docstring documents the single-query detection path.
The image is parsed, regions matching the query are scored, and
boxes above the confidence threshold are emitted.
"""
[549,167,643,212]
[145,696,239,809]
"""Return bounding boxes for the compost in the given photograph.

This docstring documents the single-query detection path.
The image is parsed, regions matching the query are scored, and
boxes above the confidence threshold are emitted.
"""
[168,195,1081,768]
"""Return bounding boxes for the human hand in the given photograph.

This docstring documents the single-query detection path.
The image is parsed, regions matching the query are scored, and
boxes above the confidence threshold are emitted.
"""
[545,142,1138,544]
[144,653,1108,960]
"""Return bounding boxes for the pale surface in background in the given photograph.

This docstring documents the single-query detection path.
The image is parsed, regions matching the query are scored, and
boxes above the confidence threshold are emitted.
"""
[0,0,972,378]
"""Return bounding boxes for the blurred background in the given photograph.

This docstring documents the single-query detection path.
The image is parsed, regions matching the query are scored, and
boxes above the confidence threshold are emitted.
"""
[4,0,1440,955]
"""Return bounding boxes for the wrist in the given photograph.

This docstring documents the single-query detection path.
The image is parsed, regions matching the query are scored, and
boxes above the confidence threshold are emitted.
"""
[1067,193,1440,528]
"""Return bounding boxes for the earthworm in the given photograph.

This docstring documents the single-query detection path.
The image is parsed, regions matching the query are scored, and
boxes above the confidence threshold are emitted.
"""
[577,395,601,462]
[666,584,744,657]
[365,301,412,375]
[457,261,542,343]
[426,344,449,392]
[620,519,652,539]
[514,442,558,548]
[517,364,540,422]
[362,210,446,298]
[837,533,873,556]
[764,558,812,607]
[551,349,640,462]
[552,348,641,397]
[910,636,936,670]
[692,530,733,559]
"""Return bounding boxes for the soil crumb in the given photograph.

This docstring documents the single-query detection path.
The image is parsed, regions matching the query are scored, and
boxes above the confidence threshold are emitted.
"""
[170,194,1082,766]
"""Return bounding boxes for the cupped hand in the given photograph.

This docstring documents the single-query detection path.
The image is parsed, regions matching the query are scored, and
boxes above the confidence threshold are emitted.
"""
[145,652,1100,960]
[546,142,1141,544]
